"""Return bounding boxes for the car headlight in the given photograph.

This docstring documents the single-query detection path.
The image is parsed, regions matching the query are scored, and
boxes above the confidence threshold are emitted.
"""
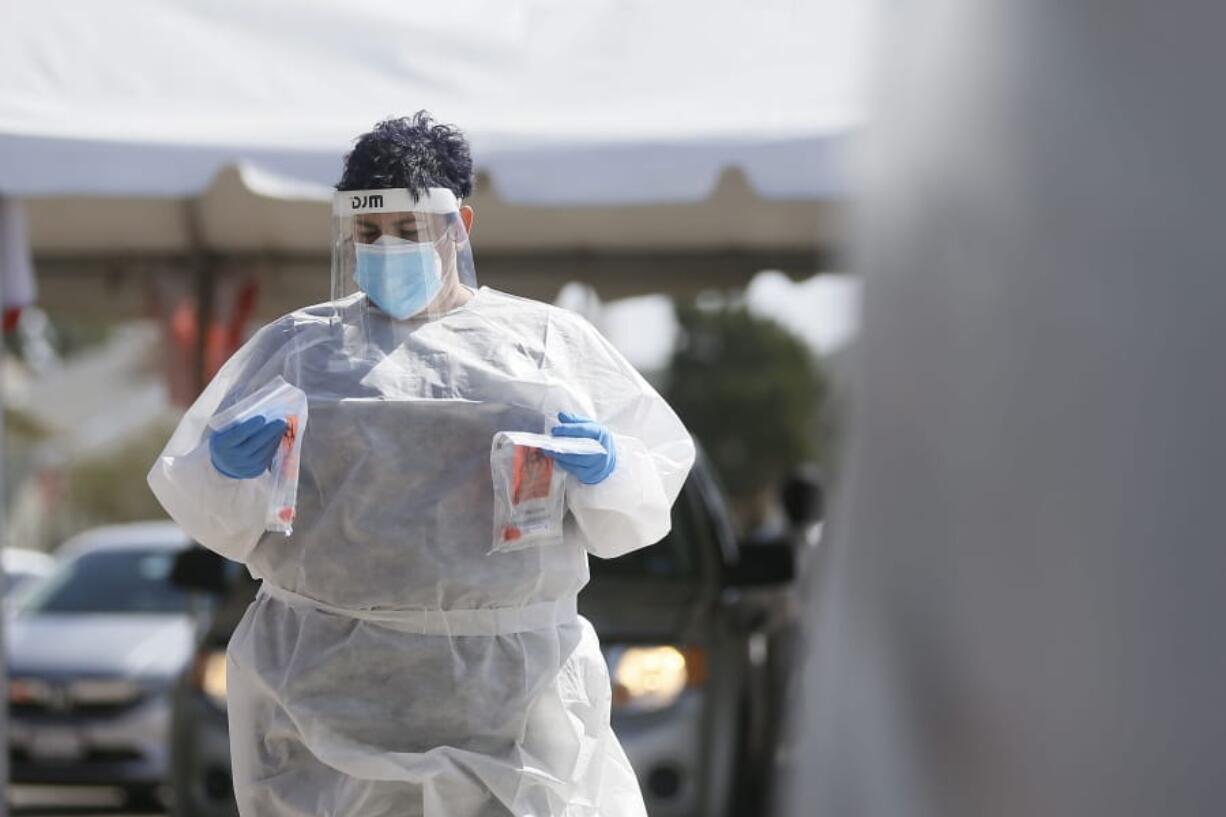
[193,650,228,709]
[609,645,706,713]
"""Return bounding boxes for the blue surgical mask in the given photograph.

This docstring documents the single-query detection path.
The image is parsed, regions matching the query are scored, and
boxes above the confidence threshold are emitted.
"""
[353,236,444,320]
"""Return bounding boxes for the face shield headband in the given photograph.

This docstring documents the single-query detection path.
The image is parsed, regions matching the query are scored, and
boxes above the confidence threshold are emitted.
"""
[330,187,475,321]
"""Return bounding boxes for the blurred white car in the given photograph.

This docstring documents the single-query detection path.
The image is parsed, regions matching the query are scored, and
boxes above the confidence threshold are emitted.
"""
[3,548,57,600]
[7,522,196,809]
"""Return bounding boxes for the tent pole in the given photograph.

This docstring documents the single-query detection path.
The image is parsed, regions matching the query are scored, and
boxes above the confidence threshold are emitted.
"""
[193,258,215,396]
[187,201,216,397]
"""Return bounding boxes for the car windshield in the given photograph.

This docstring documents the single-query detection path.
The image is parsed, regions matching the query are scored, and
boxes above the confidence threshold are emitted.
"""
[21,547,190,615]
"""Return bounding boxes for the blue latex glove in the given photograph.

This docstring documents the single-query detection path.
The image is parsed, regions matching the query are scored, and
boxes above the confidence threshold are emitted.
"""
[208,416,288,480]
[548,411,617,485]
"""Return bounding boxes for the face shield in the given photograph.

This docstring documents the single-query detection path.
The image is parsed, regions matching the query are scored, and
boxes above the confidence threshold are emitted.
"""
[330,188,476,322]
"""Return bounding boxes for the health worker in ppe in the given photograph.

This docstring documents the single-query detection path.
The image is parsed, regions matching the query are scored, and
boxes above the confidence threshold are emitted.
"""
[148,111,696,817]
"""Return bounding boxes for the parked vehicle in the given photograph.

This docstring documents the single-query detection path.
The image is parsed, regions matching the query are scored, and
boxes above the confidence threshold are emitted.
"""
[167,454,811,817]
[7,522,197,809]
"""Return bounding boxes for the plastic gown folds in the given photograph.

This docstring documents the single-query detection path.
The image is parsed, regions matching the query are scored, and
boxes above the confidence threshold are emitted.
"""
[147,188,696,817]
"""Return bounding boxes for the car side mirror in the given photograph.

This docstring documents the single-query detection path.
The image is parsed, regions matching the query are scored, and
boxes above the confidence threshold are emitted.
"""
[781,464,824,527]
[169,546,230,596]
[727,539,796,587]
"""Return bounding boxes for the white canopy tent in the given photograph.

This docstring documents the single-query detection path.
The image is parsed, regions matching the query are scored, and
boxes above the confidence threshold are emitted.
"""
[1,0,870,202]
[0,0,873,312]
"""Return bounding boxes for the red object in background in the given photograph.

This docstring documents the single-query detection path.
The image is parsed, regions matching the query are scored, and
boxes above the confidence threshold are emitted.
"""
[3,306,21,333]
[205,278,259,381]
[156,275,261,406]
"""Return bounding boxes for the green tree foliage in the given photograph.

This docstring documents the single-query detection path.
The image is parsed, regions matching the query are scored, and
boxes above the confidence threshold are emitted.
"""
[665,301,827,524]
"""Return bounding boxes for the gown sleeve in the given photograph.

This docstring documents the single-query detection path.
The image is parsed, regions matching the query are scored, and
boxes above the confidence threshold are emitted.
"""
[550,312,697,559]
[147,320,292,563]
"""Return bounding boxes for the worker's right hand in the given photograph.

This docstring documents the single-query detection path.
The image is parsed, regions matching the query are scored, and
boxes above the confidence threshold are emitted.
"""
[208,416,288,479]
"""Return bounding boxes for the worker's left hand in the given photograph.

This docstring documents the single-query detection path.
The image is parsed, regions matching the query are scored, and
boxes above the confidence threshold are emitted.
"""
[549,411,617,485]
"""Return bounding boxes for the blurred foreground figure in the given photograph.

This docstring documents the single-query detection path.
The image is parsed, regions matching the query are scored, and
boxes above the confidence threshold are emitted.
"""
[790,2,1226,816]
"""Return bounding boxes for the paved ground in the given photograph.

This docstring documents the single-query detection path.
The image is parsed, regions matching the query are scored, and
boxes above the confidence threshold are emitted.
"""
[7,786,165,817]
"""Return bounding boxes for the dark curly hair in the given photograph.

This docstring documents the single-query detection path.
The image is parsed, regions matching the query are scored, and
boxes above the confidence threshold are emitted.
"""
[336,111,474,198]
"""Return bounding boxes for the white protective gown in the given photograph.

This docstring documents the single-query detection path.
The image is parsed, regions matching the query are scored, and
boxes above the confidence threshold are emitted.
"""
[149,286,696,817]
